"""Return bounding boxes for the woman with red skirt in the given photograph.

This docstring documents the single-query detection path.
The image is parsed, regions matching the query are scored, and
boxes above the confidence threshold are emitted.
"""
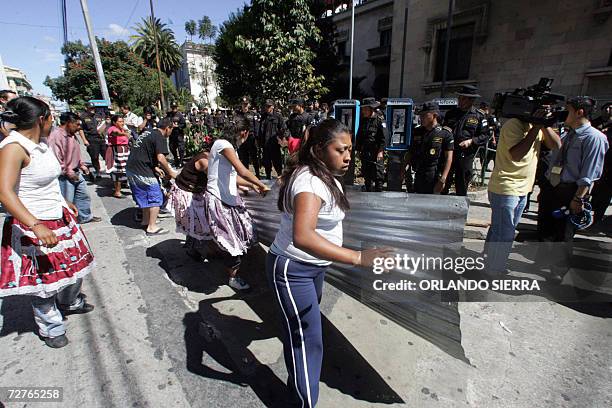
[0,97,95,348]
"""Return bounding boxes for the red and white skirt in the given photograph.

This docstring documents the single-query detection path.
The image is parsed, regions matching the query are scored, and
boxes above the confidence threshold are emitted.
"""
[0,207,95,298]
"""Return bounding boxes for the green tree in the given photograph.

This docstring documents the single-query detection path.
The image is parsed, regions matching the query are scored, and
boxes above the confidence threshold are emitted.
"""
[185,20,197,43]
[198,16,217,45]
[234,0,327,103]
[131,17,182,75]
[45,39,177,111]
[213,7,259,104]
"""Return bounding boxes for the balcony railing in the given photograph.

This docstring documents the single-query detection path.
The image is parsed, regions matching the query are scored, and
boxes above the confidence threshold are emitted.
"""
[367,45,391,62]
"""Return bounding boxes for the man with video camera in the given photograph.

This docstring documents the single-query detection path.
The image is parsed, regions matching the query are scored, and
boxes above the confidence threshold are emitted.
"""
[485,107,561,274]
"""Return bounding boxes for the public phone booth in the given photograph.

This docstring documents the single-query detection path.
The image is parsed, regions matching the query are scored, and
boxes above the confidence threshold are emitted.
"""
[334,100,360,184]
[334,99,361,142]
[385,98,413,151]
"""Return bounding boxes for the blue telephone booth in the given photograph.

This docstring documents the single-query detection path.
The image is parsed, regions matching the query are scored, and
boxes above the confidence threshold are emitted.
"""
[385,98,413,151]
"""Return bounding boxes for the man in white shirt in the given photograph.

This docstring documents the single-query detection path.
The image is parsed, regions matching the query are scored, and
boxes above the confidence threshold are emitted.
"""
[121,105,143,138]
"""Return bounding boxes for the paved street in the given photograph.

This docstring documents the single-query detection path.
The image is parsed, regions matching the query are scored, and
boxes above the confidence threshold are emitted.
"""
[1,176,611,408]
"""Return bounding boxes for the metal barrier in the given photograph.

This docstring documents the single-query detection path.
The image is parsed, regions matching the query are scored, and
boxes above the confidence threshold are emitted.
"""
[243,183,470,361]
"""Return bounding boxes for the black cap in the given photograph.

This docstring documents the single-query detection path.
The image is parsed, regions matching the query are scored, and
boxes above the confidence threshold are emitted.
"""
[419,101,440,114]
[289,98,305,106]
[361,97,380,108]
[265,99,275,107]
[241,96,250,104]
[170,101,178,108]
[456,85,481,98]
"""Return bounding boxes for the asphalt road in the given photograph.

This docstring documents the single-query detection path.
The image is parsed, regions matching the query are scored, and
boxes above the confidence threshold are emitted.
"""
[1,175,611,408]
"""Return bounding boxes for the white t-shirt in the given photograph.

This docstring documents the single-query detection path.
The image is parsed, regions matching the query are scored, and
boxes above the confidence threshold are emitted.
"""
[271,167,345,266]
[206,139,238,206]
[0,131,65,220]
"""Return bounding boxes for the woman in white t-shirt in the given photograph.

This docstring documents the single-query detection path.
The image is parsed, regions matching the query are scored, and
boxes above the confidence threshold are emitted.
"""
[268,119,390,407]
[204,116,269,290]
[0,97,95,349]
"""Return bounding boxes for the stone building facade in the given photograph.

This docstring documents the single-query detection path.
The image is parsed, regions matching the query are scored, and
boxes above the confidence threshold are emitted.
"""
[330,0,395,98]
[387,0,612,105]
[172,41,219,109]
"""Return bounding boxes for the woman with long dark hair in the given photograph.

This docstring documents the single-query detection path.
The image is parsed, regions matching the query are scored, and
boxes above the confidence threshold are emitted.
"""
[107,114,130,198]
[268,119,390,407]
[203,117,270,290]
[0,97,95,349]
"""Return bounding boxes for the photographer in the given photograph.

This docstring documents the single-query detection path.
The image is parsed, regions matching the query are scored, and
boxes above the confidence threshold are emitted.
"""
[537,97,609,277]
[485,110,561,274]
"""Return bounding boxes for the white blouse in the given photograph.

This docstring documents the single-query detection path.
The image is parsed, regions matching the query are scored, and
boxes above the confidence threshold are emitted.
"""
[0,131,65,220]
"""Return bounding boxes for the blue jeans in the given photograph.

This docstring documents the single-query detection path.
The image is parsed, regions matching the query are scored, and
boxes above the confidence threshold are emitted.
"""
[59,174,92,223]
[485,191,527,273]
[31,279,85,338]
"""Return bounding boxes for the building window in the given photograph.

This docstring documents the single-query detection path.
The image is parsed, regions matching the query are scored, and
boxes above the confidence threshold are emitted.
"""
[380,29,392,47]
[434,23,475,82]
[608,49,612,66]
[337,41,347,56]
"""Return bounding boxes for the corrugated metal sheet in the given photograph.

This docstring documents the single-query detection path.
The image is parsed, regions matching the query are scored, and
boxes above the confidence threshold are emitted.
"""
[243,183,470,361]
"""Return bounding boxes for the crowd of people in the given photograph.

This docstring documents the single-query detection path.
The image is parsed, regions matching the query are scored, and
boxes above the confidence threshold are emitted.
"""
[0,84,610,406]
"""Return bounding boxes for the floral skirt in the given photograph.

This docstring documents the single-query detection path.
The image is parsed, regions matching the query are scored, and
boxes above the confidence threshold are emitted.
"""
[203,192,255,257]
[0,208,95,298]
[170,184,212,241]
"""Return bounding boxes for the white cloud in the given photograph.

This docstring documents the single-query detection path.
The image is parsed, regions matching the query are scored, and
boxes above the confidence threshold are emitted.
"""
[43,35,57,43]
[35,48,62,63]
[104,23,130,38]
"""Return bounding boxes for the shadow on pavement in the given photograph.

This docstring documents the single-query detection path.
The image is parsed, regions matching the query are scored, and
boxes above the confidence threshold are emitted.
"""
[0,295,36,337]
[149,240,404,406]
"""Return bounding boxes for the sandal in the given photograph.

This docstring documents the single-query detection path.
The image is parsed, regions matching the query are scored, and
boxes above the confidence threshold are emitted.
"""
[146,228,168,236]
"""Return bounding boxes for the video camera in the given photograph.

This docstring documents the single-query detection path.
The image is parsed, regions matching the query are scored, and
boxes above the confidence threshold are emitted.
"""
[492,78,567,125]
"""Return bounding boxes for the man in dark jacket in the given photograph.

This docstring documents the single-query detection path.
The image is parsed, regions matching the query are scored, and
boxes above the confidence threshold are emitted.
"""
[356,97,387,192]
[258,99,287,179]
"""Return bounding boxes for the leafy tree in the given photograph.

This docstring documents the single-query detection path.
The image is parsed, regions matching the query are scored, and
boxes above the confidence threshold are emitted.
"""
[131,17,182,75]
[185,20,197,42]
[217,0,328,105]
[213,7,259,105]
[45,39,177,111]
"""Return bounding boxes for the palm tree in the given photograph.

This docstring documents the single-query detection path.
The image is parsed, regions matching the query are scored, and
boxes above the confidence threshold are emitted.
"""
[198,16,217,45]
[185,20,196,43]
[196,16,217,106]
[131,17,182,75]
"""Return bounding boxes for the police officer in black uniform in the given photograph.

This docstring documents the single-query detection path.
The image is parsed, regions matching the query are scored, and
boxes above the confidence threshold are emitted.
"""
[235,96,261,177]
[443,85,489,196]
[166,102,187,167]
[258,99,287,179]
[80,102,105,181]
[356,97,386,192]
[407,102,454,194]
[286,97,314,144]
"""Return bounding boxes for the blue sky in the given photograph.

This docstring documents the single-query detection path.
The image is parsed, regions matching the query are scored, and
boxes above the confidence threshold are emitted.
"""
[0,0,247,95]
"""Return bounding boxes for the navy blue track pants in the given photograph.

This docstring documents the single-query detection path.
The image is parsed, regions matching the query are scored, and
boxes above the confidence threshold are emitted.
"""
[267,252,327,408]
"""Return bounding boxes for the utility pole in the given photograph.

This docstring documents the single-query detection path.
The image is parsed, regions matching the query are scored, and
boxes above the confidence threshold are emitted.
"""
[150,0,166,111]
[348,0,356,99]
[79,0,111,103]
[440,0,455,97]
[61,0,68,46]
[398,2,409,98]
